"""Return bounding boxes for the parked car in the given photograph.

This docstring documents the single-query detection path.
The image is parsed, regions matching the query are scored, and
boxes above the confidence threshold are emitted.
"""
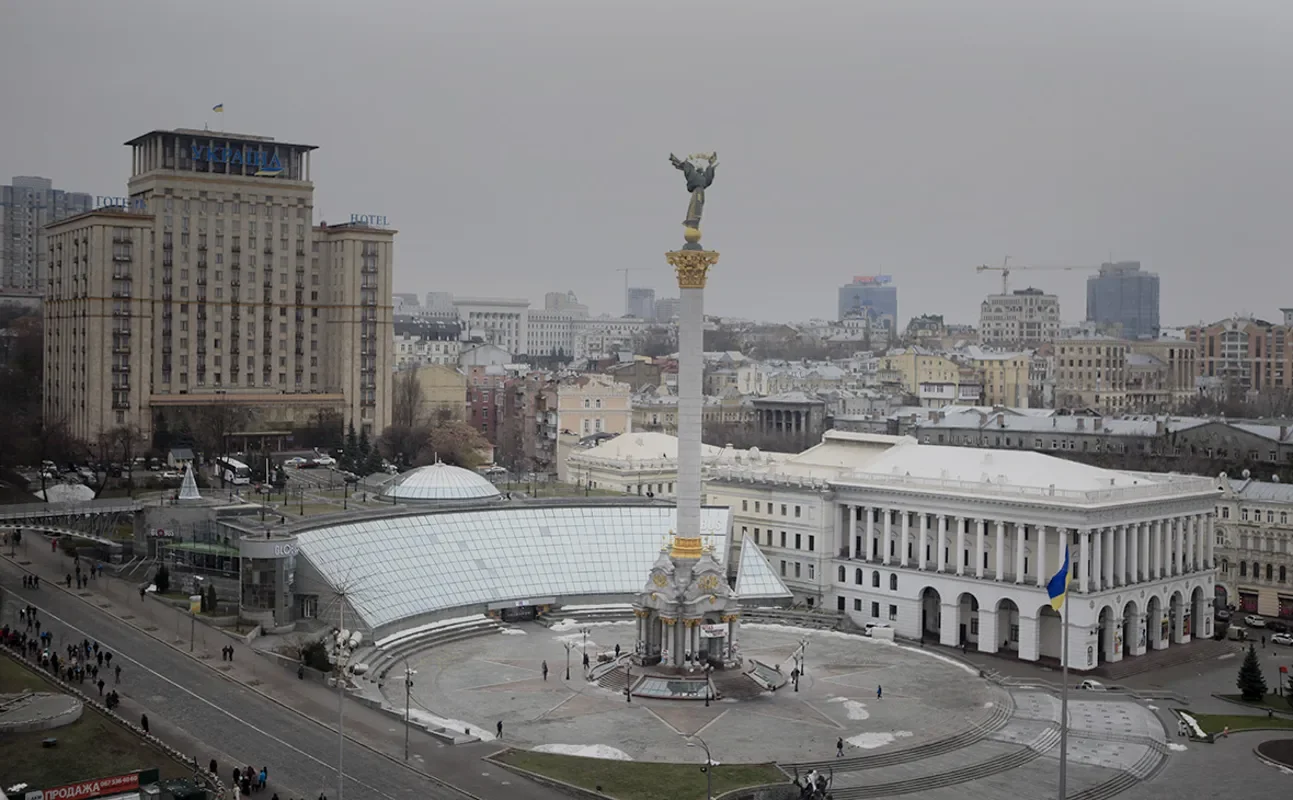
[159,470,182,480]
[1077,679,1107,691]
[1271,633,1293,647]
[862,622,890,637]
[1266,620,1290,634]
[1245,614,1267,628]
[313,455,337,468]
[283,457,308,468]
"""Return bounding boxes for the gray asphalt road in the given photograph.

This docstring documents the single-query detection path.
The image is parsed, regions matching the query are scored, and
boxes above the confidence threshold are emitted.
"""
[1,574,475,800]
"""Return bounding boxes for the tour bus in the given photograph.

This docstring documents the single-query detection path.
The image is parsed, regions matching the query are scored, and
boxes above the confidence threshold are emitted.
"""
[216,456,252,485]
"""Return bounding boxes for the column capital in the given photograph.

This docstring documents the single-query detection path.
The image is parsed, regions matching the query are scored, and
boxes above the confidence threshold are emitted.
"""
[666,249,720,288]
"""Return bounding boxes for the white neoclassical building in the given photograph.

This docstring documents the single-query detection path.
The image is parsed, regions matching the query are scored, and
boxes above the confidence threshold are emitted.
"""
[709,433,1219,671]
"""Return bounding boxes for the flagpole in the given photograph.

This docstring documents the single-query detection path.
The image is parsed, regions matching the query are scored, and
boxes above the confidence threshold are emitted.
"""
[1058,549,1070,800]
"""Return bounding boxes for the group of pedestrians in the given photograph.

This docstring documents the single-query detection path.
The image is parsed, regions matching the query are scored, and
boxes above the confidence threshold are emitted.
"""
[231,764,269,796]
[21,574,41,589]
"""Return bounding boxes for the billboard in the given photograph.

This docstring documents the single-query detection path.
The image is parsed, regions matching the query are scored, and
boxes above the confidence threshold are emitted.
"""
[851,275,893,286]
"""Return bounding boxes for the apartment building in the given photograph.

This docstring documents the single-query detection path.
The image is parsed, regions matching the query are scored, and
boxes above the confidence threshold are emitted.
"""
[1186,316,1293,394]
[1214,473,1293,621]
[2,175,93,292]
[959,347,1031,408]
[43,127,394,443]
[979,288,1061,347]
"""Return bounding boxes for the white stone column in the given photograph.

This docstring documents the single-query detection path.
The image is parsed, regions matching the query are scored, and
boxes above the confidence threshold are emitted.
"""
[994,520,1006,581]
[1093,528,1105,590]
[1129,522,1139,585]
[937,515,949,573]
[1014,522,1026,583]
[864,506,874,562]
[1156,520,1165,579]
[1116,524,1127,586]
[1017,614,1040,662]
[1105,527,1115,589]
[978,610,1000,654]
[900,510,911,567]
[1174,517,1184,575]
[882,508,893,565]
[940,602,961,647]
[674,280,705,542]
[1206,515,1215,568]
[1079,529,1091,593]
[955,517,966,576]
[847,504,858,559]
[1193,515,1203,571]
[1036,523,1048,588]
[918,514,929,571]
[975,519,986,579]
[1102,615,1124,664]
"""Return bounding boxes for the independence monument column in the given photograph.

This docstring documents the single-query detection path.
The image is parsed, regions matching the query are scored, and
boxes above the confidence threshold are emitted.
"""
[665,153,720,543]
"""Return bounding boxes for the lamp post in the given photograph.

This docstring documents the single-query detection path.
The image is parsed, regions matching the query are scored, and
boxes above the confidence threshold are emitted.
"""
[403,662,417,761]
[686,736,714,800]
[704,664,712,707]
[625,663,632,703]
[564,641,573,680]
[326,615,365,800]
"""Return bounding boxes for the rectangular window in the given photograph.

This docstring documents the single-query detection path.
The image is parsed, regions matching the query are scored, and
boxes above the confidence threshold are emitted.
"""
[795,533,802,550]
[853,598,862,612]
[870,602,880,618]
[779,560,786,577]
[808,535,815,552]
[888,605,898,621]
[794,562,801,578]
[742,500,748,512]
[780,531,787,548]
[795,505,801,518]
[781,504,788,516]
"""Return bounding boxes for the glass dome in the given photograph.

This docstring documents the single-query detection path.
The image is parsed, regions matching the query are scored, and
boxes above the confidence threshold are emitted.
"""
[380,461,502,503]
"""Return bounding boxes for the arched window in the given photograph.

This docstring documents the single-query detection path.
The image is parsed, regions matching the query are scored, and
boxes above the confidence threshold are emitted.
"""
[838,566,846,583]
[1281,565,1287,583]
[889,574,898,591]
[1282,512,1288,525]
[872,572,881,588]
[1240,561,1248,577]
[854,568,863,585]
[1219,558,1229,575]
[1254,562,1261,580]
[1267,563,1274,581]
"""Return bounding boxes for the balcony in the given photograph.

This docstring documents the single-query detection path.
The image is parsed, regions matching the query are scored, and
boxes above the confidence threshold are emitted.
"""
[163,257,174,267]
[112,253,132,263]
[262,279,273,288]
[112,272,132,281]
[111,400,131,410]
[231,245,241,253]
[230,311,241,321]
[111,290,131,299]
[162,346,172,354]
[230,278,240,286]
[198,243,207,251]
[112,235,131,244]
[163,242,173,250]
[263,246,273,255]
[112,346,130,355]
[361,264,378,274]
[112,309,131,318]
[112,364,130,373]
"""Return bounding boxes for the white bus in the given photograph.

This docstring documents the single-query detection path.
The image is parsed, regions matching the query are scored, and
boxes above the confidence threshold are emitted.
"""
[216,456,252,485]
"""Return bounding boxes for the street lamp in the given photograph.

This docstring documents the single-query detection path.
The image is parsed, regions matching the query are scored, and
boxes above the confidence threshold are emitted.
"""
[403,662,417,761]
[704,664,712,707]
[579,626,591,676]
[564,641,574,680]
[686,736,714,800]
[325,622,366,800]
[625,662,632,703]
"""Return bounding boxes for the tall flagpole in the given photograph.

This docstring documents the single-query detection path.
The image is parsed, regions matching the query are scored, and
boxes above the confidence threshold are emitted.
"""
[1058,546,1070,800]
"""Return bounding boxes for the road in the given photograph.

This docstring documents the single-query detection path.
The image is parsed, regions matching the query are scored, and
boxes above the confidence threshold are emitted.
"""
[0,559,529,800]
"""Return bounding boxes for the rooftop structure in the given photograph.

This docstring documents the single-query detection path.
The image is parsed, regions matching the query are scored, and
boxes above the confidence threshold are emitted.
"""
[380,462,502,503]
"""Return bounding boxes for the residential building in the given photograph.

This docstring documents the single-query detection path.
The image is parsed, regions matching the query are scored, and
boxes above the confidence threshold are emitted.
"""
[1054,336,1128,412]
[43,127,395,444]
[625,287,656,321]
[543,290,588,316]
[709,432,1218,669]
[454,296,529,354]
[497,372,556,473]
[959,347,1031,408]
[458,343,512,369]
[402,363,467,422]
[465,366,506,443]
[393,319,461,369]
[1213,474,1293,621]
[838,275,898,329]
[979,288,1061,348]
[572,315,649,361]
[1,176,93,293]
[527,309,576,357]
[654,296,680,323]
[555,373,632,439]
[1128,339,1197,409]
[1086,261,1160,340]
[1186,316,1293,395]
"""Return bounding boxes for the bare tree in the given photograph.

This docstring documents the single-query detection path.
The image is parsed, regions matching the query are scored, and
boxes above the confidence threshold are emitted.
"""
[392,369,425,429]
[180,401,254,463]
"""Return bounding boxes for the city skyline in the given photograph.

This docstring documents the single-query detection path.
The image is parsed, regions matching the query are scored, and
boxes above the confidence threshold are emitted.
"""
[4,1,1293,328]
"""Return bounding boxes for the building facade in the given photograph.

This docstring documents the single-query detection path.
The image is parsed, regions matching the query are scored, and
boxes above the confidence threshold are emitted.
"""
[454,297,529,355]
[2,176,93,293]
[1086,261,1160,340]
[393,319,461,369]
[979,288,1061,348]
[1054,336,1128,412]
[43,127,394,443]
[626,287,656,321]
[1186,316,1293,395]
[838,275,898,328]
[1213,474,1293,620]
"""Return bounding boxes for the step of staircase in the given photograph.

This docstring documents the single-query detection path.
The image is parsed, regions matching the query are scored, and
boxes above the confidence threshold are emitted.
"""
[1093,638,1237,680]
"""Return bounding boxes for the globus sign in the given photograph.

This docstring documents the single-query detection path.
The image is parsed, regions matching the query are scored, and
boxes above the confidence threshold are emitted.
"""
[25,771,140,800]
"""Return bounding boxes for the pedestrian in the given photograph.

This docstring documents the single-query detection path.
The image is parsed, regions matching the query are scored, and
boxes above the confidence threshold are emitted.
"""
[542,660,548,680]
[66,573,72,588]
[837,736,844,757]
[34,620,40,635]
[115,664,121,682]
[271,795,278,800]
[298,663,305,680]
[233,768,241,786]
[96,651,103,667]
[93,641,99,654]
[1262,635,1266,647]
[877,685,882,700]
[33,576,39,589]
[615,643,621,658]
[210,759,218,775]
[139,586,146,602]
[497,720,503,738]
[105,652,112,667]
[240,777,250,796]
[259,766,268,789]
[97,678,105,696]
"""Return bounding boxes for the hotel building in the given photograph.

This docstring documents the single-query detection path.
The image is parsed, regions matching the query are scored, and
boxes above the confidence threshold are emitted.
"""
[44,128,394,444]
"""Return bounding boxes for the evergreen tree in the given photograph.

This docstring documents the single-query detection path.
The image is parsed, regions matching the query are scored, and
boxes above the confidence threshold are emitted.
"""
[154,564,170,595]
[341,423,359,472]
[361,446,383,477]
[206,584,218,613]
[1237,643,1268,701]
[358,427,372,461]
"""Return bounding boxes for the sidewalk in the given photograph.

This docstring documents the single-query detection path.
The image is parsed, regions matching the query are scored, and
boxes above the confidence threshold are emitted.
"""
[4,534,562,800]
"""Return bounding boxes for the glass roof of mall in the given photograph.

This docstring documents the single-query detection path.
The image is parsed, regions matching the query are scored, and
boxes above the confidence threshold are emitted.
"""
[735,534,793,603]
[295,506,739,630]
[380,461,502,502]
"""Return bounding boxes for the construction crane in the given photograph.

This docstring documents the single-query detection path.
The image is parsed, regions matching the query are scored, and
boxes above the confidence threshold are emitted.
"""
[975,257,1095,294]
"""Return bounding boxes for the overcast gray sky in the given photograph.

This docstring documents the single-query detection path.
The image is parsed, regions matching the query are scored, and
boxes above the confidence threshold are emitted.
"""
[4,0,1292,327]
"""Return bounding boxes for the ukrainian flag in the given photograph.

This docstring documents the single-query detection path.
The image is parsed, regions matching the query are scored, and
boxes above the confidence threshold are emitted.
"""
[1047,545,1071,611]
[212,104,224,113]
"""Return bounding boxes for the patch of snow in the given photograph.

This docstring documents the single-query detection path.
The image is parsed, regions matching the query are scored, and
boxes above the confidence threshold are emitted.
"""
[846,731,913,750]
[558,604,633,612]
[1167,743,1187,752]
[1178,711,1206,740]
[498,629,527,636]
[826,696,849,703]
[1147,704,1159,711]
[548,618,635,632]
[827,697,870,720]
[400,707,495,741]
[985,702,994,708]
[533,744,632,761]
[554,632,598,649]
